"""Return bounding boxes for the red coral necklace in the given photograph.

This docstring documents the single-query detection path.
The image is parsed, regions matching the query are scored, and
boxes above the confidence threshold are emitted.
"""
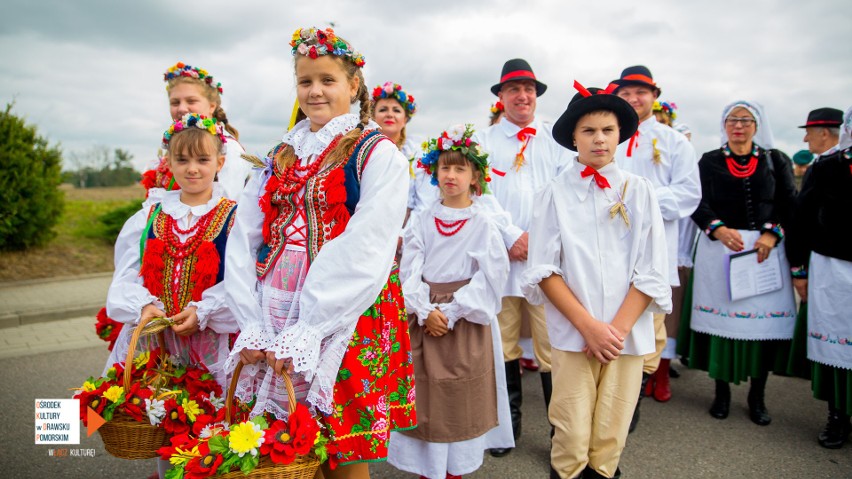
[434,217,469,236]
[162,201,221,259]
[275,135,343,195]
[723,143,759,178]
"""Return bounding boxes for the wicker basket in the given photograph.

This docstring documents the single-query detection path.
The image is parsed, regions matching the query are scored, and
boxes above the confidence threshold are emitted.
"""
[99,316,170,459]
[218,362,320,479]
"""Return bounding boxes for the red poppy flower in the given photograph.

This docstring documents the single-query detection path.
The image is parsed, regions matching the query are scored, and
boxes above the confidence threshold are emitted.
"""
[123,382,153,422]
[260,419,298,465]
[308,46,318,59]
[94,308,123,350]
[157,432,194,461]
[75,382,109,425]
[289,404,321,455]
[162,398,190,435]
[184,441,223,479]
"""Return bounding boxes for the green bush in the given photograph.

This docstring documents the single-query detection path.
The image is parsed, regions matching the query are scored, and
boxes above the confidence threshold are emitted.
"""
[96,200,142,243]
[0,104,65,251]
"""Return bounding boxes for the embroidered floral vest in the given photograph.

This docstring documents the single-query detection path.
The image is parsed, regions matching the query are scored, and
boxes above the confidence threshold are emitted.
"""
[139,199,237,316]
[256,130,388,278]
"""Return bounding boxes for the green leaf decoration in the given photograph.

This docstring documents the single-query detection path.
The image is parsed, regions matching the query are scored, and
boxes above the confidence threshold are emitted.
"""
[240,454,260,474]
[208,435,229,454]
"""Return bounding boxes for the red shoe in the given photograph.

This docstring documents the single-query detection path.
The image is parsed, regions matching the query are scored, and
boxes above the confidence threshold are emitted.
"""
[520,357,540,372]
[644,373,655,397]
[446,474,462,479]
[654,359,672,402]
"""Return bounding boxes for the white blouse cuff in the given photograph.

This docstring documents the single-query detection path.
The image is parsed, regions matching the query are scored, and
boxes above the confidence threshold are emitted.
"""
[440,302,461,330]
[266,322,324,378]
[186,301,209,331]
[224,323,274,372]
[632,272,673,315]
[521,265,564,305]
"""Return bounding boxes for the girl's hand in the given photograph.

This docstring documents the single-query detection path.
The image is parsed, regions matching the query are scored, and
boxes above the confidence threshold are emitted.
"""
[171,306,199,336]
[266,351,294,376]
[753,232,777,263]
[239,349,265,365]
[425,309,449,337]
[581,320,624,365]
[712,226,744,252]
[140,303,166,325]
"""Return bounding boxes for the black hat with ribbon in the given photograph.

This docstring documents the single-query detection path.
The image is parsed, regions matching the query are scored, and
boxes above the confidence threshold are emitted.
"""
[611,65,661,96]
[552,81,639,152]
[491,58,547,96]
[798,107,843,128]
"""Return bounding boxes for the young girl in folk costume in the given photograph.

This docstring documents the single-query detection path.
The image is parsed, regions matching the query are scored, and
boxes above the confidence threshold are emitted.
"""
[105,113,239,390]
[141,62,251,202]
[224,27,414,478]
[388,125,512,479]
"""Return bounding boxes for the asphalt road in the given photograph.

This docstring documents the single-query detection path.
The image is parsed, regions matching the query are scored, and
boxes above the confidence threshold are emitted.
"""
[2,346,849,479]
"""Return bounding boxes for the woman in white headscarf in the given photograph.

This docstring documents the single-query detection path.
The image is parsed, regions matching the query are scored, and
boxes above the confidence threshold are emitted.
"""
[686,101,797,426]
[785,106,852,448]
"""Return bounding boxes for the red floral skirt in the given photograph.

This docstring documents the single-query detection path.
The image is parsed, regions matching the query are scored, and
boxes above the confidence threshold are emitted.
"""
[320,267,417,466]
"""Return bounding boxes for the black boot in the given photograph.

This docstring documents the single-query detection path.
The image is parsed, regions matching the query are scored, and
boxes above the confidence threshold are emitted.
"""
[583,466,620,479]
[541,371,555,438]
[629,373,650,433]
[747,373,771,426]
[709,379,730,419]
[818,402,852,449]
[490,359,522,457]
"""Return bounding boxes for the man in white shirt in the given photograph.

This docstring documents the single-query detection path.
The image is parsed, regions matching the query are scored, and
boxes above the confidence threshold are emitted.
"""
[611,65,701,428]
[800,107,843,159]
[474,58,569,456]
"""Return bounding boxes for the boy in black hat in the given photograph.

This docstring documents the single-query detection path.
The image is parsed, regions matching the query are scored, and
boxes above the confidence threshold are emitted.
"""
[800,107,843,159]
[611,65,700,414]
[475,57,569,457]
[522,82,671,479]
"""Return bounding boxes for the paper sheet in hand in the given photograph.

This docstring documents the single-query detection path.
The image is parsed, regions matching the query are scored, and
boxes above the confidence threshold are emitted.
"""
[728,249,783,302]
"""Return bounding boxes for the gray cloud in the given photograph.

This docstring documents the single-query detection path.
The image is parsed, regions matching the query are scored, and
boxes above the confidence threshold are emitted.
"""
[2,0,851,172]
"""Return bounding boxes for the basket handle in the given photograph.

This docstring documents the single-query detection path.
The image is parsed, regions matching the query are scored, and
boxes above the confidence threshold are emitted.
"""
[226,361,297,424]
[123,315,166,391]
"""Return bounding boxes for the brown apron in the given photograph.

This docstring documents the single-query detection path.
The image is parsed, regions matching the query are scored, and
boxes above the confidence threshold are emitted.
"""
[402,278,498,442]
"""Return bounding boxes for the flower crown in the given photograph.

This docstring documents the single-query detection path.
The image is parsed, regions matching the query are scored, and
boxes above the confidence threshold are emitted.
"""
[490,101,504,115]
[418,124,491,195]
[290,27,365,67]
[653,100,677,120]
[162,113,227,150]
[163,62,223,94]
[372,82,417,117]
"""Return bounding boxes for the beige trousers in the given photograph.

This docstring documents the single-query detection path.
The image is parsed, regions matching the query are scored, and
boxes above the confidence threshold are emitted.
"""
[550,350,643,479]
[642,312,667,374]
[497,296,551,372]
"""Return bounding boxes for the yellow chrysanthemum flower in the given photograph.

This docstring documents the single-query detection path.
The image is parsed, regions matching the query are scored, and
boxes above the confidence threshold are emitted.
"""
[133,351,150,369]
[228,422,265,457]
[103,385,124,403]
[82,381,96,392]
[182,398,203,422]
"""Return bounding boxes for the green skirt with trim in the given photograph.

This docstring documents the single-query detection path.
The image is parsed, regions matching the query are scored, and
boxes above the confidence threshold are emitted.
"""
[811,361,852,416]
[786,303,811,379]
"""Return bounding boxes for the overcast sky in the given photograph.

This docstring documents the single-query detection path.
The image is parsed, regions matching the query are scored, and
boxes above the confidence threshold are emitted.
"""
[2,0,851,172]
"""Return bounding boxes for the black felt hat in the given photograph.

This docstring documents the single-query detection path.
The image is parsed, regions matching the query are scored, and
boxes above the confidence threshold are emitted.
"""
[490,58,547,97]
[611,65,661,96]
[798,107,843,128]
[552,84,639,152]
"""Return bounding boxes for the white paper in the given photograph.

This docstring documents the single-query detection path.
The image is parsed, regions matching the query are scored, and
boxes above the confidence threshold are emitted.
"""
[728,248,783,302]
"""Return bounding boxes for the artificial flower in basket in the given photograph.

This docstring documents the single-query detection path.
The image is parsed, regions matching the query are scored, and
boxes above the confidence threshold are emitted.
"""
[74,347,225,459]
[158,401,330,478]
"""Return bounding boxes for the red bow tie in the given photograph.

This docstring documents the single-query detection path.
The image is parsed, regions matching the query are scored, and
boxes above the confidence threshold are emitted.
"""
[580,165,611,190]
[517,127,537,142]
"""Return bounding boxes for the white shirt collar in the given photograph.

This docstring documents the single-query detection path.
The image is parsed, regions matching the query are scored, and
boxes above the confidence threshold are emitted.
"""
[569,159,621,202]
[499,117,540,139]
[160,183,225,218]
[282,114,379,160]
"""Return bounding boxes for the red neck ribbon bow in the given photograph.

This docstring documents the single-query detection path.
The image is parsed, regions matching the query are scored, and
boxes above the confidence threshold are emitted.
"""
[580,165,611,190]
[514,127,537,171]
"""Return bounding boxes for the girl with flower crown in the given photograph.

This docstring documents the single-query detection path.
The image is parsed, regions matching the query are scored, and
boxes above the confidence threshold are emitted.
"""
[224,27,415,478]
[387,125,512,479]
[141,62,252,203]
[104,114,240,477]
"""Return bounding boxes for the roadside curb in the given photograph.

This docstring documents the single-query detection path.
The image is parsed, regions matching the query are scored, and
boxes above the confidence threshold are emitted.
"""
[0,272,113,289]
[0,304,101,329]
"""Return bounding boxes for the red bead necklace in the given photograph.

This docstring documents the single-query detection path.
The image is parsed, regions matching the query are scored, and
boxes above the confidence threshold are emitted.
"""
[161,202,221,259]
[723,143,759,178]
[274,135,343,195]
[434,217,469,236]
